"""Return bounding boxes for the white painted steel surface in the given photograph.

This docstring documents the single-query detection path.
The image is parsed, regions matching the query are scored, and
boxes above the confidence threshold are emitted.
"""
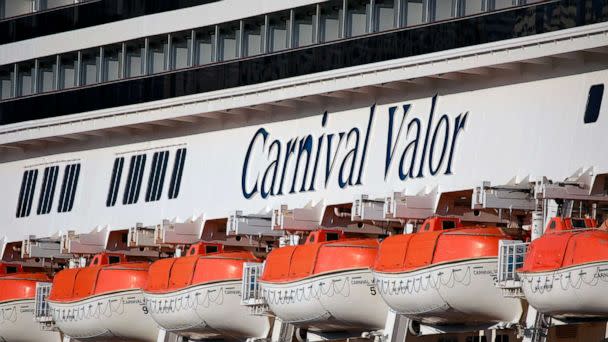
[259,269,388,331]
[143,280,271,340]
[48,289,159,341]
[374,258,524,326]
[520,262,608,319]
[0,299,61,342]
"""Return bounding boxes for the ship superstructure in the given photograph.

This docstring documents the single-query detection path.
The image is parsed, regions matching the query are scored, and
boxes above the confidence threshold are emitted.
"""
[1,0,608,341]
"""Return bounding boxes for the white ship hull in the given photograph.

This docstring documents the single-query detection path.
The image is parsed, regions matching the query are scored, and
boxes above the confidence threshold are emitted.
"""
[374,259,523,326]
[48,289,159,342]
[520,262,608,319]
[0,299,60,342]
[144,280,270,340]
[260,268,388,332]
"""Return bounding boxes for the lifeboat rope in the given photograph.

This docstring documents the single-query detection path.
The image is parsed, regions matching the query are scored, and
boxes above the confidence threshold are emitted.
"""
[145,285,227,316]
[521,265,608,294]
[376,265,473,296]
[0,305,18,324]
[51,294,141,324]
[262,275,353,305]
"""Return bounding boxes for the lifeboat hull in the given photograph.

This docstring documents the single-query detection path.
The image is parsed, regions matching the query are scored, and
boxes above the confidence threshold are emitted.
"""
[374,258,523,326]
[520,261,608,319]
[0,299,61,342]
[260,269,388,331]
[49,289,159,342]
[144,280,270,340]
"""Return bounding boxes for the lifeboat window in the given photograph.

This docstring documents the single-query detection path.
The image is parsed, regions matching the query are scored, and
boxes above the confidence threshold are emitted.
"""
[326,233,340,241]
[424,223,430,231]
[309,235,316,243]
[106,157,125,207]
[145,151,169,202]
[37,166,59,215]
[168,148,187,200]
[5,266,18,274]
[123,154,147,205]
[15,169,38,218]
[205,245,219,253]
[571,218,586,229]
[108,256,121,264]
[584,84,603,124]
[442,220,457,229]
[549,221,556,230]
[92,258,99,265]
[57,163,81,213]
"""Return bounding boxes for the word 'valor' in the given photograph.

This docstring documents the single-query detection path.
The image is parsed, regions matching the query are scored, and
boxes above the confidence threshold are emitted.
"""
[241,95,468,199]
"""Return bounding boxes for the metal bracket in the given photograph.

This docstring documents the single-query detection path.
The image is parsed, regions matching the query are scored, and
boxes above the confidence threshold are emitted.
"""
[155,218,204,245]
[60,228,107,254]
[384,190,437,220]
[127,223,156,247]
[21,236,69,259]
[351,195,386,221]
[227,211,284,237]
[272,202,324,231]
[472,180,535,210]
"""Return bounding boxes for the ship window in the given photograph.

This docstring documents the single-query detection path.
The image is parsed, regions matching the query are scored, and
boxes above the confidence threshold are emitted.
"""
[205,245,219,253]
[106,157,124,207]
[442,220,457,229]
[243,18,265,57]
[145,151,169,202]
[5,266,17,274]
[490,0,515,10]
[59,52,78,89]
[432,0,456,21]
[102,44,123,82]
[57,163,80,213]
[293,6,316,48]
[17,61,35,97]
[37,56,57,93]
[463,0,485,15]
[319,1,344,43]
[16,169,38,218]
[123,154,146,205]
[44,0,74,10]
[346,0,370,37]
[1,0,31,18]
[268,12,290,52]
[0,65,14,99]
[403,0,426,26]
[219,22,240,61]
[37,166,59,215]
[195,27,216,65]
[465,337,487,342]
[326,232,340,241]
[108,255,121,264]
[584,84,603,124]
[81,48,100,86]
[148,35,169,74]
[374,0,397,32]
[170,31,192,70]
[571,219,586,229]
[168,148,187,199]
[125,39,145,78]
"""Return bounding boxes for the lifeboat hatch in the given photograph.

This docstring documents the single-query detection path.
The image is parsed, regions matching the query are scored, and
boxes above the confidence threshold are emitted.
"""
[228,210,284,237]
[186,242,224,256]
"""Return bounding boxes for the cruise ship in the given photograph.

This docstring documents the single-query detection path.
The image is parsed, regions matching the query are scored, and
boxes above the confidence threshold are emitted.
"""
[0,0,607,341]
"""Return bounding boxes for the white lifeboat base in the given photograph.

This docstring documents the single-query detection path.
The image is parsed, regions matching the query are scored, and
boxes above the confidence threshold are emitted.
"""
[520,261,608,320]
[144,280,270,341]
[0,299,61,342]
[374,258,523,327]
[49,289,159,342]
[260,269,388,332]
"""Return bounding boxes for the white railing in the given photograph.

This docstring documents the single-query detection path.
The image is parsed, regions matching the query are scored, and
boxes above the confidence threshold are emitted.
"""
[496,240,529,298]
[34,282,56,330]
[241,262,269,315]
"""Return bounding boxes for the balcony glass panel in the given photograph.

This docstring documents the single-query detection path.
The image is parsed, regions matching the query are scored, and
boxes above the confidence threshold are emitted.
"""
[0,65,13,100]
[59,52,77,89]
[268,12,290,52]
[102,44,123,82]
[148,36,168,74]
[463,0,485,15]
[17,62,35,96]
[37,56,56,93]
[374,0,396,31]
[195,27,216,65]
[81,48,100,86]
[170,32,191,70]
[404,0,425,26]
[493,0,515,10]
[319,1,343,43]
[125,40,145,78]
[219,23,240,61]
[43,0,73,10]
[293,6,316,47]
[2,0,31,19]
[434,0,456,20]
[346,0,370,37]
[243,18,265,57]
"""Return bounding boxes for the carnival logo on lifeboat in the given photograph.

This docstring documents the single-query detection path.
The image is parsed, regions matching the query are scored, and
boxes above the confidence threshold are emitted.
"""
[241,95,468,199]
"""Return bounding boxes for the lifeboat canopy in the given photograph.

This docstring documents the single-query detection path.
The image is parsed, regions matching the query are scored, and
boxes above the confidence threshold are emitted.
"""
[0,263,51,303]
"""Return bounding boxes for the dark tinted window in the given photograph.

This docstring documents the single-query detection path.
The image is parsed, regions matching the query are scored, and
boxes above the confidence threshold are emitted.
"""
[57,163,80,213]
[37,166,59,215]
[168,148,187,199]
[108,256,121,264]
[205,245,219,253]
[106,157,124,207]
[326,233,340,241]
[145,151,169,202]
[5,266,18,274]
[571,219,586,229]
[16,169,38,218]
[584,84,604,124]
[123,154,146,205]
[442,220,457,229]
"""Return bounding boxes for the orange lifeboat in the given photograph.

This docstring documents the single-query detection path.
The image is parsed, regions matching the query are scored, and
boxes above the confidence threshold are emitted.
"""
[0,263,60,342]
[518,217,608,319]
[259,230,388,332]
[47,253,159,341]
[373,217,523,327]
[143,243,271,340]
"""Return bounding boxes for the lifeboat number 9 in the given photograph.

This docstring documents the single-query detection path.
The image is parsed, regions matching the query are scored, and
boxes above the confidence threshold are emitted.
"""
[369,286,377,296]
[141,305,149,314]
